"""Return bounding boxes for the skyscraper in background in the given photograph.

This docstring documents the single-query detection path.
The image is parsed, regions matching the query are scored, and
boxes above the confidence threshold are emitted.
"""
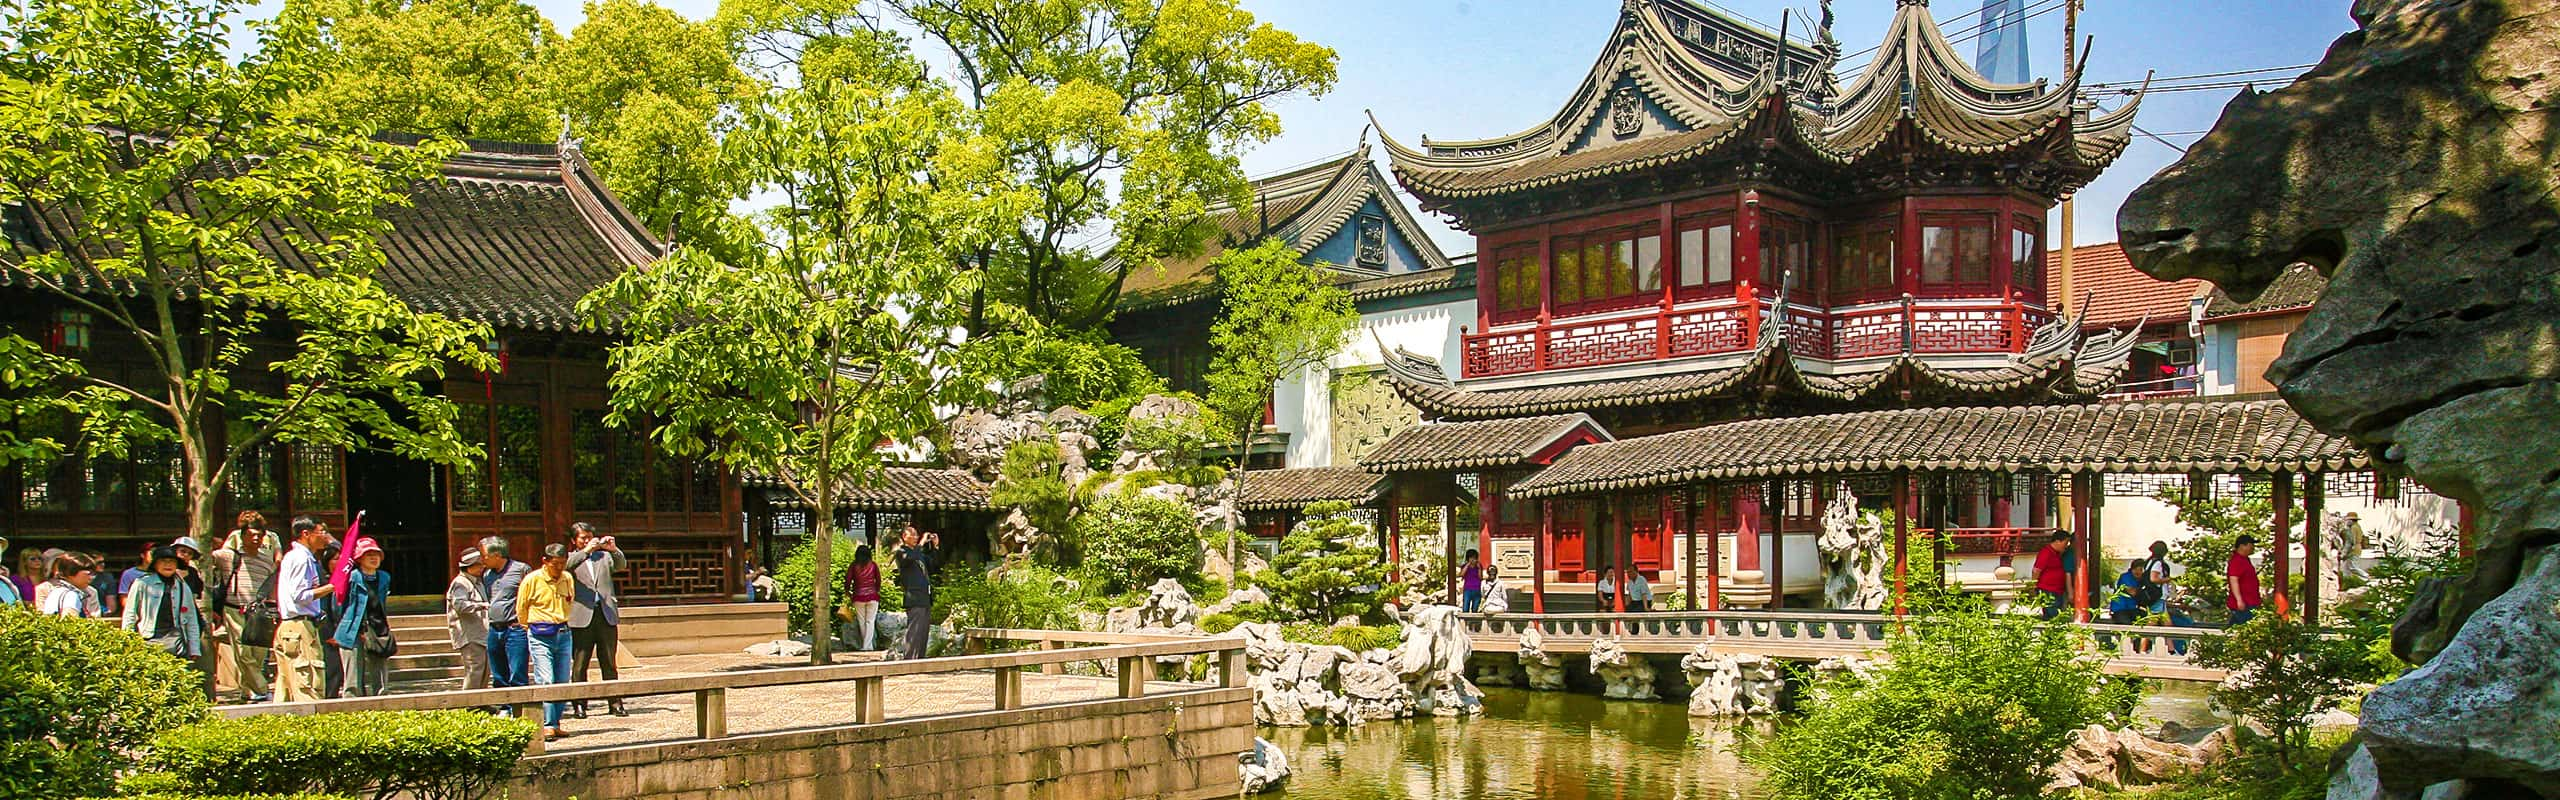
[1975,0,2031,83]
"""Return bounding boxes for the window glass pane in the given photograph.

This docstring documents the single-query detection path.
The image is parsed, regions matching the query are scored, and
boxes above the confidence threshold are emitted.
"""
[1520,252,1543,308]
[691,460,721,513]
[1709,225,1734,285]
[1546,238,1566,305]
[572,411,611,511]
[1635,235,1662,292]
[1957,225,1993,283]
[495,404,541,513]
[1582,240,1610,300]
[614,425,647,511]
[1679,228,1705,287]
[653,450,686,513]
[294,442,344,511]
[133,440,183,512]
[1922,226,1956,284]
[81,454,126,512]
[18,412,73,512]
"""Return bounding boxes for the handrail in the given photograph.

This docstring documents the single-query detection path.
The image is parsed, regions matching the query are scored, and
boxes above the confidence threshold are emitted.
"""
[218,629,1247,753]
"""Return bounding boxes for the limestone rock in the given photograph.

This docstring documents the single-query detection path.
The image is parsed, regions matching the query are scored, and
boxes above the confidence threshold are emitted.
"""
[1239,737,1291,794]
[1138,578,1201,630]
[1390,604,1483,717]
[1589,637,1657,701]
[2119,0,2560,792]
[2049,725,2122,792]
[1517,626,1568,691]
[2121,729,2207,784]
[1816,485,1889,611]
[946,408,1047,479]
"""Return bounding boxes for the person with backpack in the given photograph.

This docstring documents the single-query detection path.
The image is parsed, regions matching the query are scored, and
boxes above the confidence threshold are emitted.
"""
[2136,540,2175,615]
[204,523,280,703]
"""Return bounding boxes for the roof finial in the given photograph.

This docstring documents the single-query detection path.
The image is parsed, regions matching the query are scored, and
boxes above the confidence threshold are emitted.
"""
[1809,0,1843,108]
[557,115,580,153]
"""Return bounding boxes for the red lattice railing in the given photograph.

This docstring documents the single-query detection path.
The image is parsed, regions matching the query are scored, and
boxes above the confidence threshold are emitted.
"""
[1461,298,2043,378]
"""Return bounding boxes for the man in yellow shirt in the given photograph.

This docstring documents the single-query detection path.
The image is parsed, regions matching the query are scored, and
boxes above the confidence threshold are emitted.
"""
[517,543,576,740]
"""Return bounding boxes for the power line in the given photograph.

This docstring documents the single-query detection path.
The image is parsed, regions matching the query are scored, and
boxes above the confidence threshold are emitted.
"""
[2082,63,2315,90]
[1838,0,2069,77]
[2132,125,2189,153]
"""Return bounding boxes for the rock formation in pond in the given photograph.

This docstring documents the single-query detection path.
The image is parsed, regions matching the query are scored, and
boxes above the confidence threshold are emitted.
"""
[2048,725,2231,793]
[1682,646,1787,716]
[2118,1,2560,794]
[1231,607,1484,727]
[1816,485,1889,611]
[1517,626,1568,691]
[1589,637,1657,700]
[1239,737,1291,794]
[1391,603,1485,717]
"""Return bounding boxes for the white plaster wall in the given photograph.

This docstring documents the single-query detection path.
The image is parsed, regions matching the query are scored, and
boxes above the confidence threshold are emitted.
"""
[1274,296,1475,468]
[2094,488,2461,568]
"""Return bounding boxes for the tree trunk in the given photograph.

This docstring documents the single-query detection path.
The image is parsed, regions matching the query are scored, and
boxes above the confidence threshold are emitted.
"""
[1229,421,1252,579]
[184,436,223,546]
[810,494,836,666]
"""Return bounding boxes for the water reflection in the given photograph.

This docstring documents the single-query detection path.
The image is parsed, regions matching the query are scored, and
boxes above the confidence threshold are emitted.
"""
[1265,688,1774,800]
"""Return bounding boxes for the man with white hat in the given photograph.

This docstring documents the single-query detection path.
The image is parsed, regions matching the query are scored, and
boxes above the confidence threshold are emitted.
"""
[447,548,493,690]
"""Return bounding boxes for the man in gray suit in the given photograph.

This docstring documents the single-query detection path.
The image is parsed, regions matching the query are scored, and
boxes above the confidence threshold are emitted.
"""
[567,522,627,717]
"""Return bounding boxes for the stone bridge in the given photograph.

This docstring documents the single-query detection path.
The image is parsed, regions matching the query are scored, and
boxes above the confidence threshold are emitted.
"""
[1460,610,2231,682]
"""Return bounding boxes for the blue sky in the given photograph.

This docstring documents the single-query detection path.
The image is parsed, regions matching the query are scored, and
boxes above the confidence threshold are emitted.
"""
[508,0,2357,256]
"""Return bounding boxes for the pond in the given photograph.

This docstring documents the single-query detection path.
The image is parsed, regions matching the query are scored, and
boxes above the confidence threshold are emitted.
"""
[1261,683,2224,800]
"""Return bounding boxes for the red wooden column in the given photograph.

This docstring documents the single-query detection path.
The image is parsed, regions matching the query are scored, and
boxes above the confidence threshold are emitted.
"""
[1892,472,1911,616]
[1992,474,2016,568]
[2069,474,2091,621]
[1811,479,1830,607]
[1704,483,1723,611]
[2458,501,2476,557]
[1734,485,1762,574]
[1534,500,1551,615]
[1679,488,1698,611]
[1383,494,1401,585]
[2303,472,2326,625]
[1612,495,1630,614]
[2271,473,2294,617]
[1766,478,1786,610]
[1477,472,1497,588]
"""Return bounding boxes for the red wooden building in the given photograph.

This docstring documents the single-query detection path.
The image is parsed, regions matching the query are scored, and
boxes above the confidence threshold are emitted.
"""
[1357,0,2154,608]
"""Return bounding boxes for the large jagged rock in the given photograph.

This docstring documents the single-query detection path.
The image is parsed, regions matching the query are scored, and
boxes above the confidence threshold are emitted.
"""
[1239,737,1291,794]
[1517,626,1568,691]
[1115,394,1210,473]
[1390,604,1484,717]
[1680,647,1787,717]
[1137,578,1201,631]
[1588,637,1657,700]
[1230,612,1480,727]
[2120,1,2560,793]
[1816,485,1889,611]
[2049,724,2232,793]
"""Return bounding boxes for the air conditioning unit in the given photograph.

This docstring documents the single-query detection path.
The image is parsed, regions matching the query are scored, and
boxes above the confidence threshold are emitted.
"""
[2167,341,2197,366]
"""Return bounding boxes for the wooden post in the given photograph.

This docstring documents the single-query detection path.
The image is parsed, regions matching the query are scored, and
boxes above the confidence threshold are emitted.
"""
[516,704,545,753]
[2272,473,2294,617]
[694,687,728,739]
[2304,472,2325,625]
[1767,478,1786,610]
[2457,500,2476,557]
[1930,474,1950,588]
[1993,473,2016,568]
[1117,655,1147,698]
[1041,639,1064,675]
[1220,647,1248,689]
[1444,504,1459,606]
[1534,500,1551,615]
[854,676,885,724]
[1705,483,1723,611]
[1684,487,1700,611]
[994,668,1024,710]
[1479,472,1498,604]
[2070,474,2091,621]
[1611,495,1629,615]
[1892,472,1910,616]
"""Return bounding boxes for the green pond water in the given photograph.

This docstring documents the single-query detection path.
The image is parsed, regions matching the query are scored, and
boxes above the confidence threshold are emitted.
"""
[1263,684,2223,800]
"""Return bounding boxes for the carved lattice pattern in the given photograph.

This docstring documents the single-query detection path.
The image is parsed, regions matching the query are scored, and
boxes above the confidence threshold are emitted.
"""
[621,536,734,599]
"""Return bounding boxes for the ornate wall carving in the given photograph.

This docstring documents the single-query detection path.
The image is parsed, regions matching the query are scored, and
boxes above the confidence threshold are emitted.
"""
[1330,368,1422,467]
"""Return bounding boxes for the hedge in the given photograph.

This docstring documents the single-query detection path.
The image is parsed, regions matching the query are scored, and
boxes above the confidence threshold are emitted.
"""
[145,710,534,800]
[0,607,211,800]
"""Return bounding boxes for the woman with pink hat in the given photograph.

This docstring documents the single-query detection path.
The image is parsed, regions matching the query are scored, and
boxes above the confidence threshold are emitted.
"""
[330,537,396,697]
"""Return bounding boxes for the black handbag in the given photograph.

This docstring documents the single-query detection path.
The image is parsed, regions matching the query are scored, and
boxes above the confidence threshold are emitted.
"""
[237,568,280,649]
[359,610,398,658]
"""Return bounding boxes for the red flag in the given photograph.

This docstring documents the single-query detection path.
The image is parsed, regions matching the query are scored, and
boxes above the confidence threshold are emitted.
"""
[330,511,365,603]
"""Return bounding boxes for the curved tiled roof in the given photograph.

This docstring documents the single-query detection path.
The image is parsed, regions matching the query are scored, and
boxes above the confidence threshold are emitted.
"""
[1508,397,2371,499]
[1376,0,2140,203]
[751,467,993,512]
[1358,413,1612,473]
[1237,466,1388,511]
[1118,139,1456,311]
[1,135,662,334]
[2062,243,2208,330]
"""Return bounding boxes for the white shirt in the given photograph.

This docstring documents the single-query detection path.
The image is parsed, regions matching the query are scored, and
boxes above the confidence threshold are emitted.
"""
[40,581,97,617]
[278,542,326,620]
[1628,575,1653,602]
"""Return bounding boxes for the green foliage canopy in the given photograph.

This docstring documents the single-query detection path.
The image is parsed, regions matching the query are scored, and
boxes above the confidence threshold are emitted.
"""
[2191,615,2386,770]
[1746,605,2135,800]
[0,0,497,542]
[283,0,561,142]
[1251,501,1395,624]
[1072,488,1205,595]
[0,607,211,799]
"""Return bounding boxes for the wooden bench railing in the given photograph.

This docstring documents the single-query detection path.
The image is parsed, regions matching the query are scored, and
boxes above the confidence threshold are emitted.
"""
[1458,610,2236,676]
[218,629,1247,754]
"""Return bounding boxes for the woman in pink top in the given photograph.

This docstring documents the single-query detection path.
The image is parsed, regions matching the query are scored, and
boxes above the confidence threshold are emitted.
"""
[845,543,883,650]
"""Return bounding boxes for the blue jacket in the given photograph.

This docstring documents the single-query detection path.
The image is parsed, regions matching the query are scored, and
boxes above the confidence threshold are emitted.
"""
[2106,569,2142,615]
[334,570,392,647]
[895,543,939,611]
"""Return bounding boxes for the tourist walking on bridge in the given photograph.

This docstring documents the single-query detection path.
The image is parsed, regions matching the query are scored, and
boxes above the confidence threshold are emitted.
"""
[894,524,941,660]
[568,523,627,718]
[846,543,882,651]
[520,543,578,740]
[2226,535,2265,626]
[207,517,279,703]
[332,538,394,698]
[447,549,491,690]
[2032,532,2073,620]
[273,517,337,703]
[479,537,532,694]
[1627,570,1652,613]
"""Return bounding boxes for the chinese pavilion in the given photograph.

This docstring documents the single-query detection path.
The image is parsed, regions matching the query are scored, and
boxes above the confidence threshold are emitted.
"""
[1341,0,2343,616]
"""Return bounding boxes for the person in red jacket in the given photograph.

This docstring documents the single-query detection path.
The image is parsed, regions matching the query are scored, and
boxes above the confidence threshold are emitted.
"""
[844,543,883,650]
[2226,535,2264,626]
[2031,531,2073,620]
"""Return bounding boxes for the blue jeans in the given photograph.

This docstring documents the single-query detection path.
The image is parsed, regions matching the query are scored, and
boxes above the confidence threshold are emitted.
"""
[1462,588,1481,612]
[2228,606,2257,627]
[526,627,573,727]
[486,626,529,689]
[2038,590,2067,621]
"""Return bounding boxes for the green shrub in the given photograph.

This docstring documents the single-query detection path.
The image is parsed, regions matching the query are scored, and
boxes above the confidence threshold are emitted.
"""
[0,606,211,799]
[146,710,534,800]
[774,533,860,637]
[2191,616,2383,770]
[1073,489,1204,595]
[935,563,1090,631]
[1200,612,1243,634]
[989,440,1077,560]
[111,794,352,800]
[1745,604,2135,800]
[2155,486,2306,623]
[1280,622,1403,653]
[1253,502,1396,623]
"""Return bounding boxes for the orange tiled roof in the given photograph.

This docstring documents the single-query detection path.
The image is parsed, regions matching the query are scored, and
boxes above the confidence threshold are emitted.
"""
[2060,242,2207,331]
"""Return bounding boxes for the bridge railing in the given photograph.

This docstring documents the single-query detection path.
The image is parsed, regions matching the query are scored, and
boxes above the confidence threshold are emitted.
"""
[1459,611,2234,669]
[217,629,1246,754]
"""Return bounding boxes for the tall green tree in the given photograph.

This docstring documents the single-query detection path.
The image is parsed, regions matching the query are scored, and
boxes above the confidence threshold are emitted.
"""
[549,0,753,247]
[578,29,1024,664]
[283,0,561,141]
[0,0,496,544]
[718,0,1339,330]
[1204,239,1354,570]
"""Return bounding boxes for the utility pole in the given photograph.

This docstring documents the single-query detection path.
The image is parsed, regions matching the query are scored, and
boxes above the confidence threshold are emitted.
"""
[2054,0,2084,315]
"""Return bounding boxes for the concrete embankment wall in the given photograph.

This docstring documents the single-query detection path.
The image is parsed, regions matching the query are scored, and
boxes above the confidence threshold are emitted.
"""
[509,687,1255,800]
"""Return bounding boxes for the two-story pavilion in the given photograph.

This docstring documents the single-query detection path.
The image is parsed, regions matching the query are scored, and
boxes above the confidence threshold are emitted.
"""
[1356,0,2165,610]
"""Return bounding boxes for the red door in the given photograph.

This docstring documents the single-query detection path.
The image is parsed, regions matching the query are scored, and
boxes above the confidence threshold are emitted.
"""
[1630,493,1667,574]
[1551,499,1586,574]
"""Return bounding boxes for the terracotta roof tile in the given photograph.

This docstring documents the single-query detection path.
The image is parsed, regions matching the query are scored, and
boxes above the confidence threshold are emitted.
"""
[2204,262,2327,319]
[1508,397,2370,498]
[751,467,992,512]
[2061,242,2206,330]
